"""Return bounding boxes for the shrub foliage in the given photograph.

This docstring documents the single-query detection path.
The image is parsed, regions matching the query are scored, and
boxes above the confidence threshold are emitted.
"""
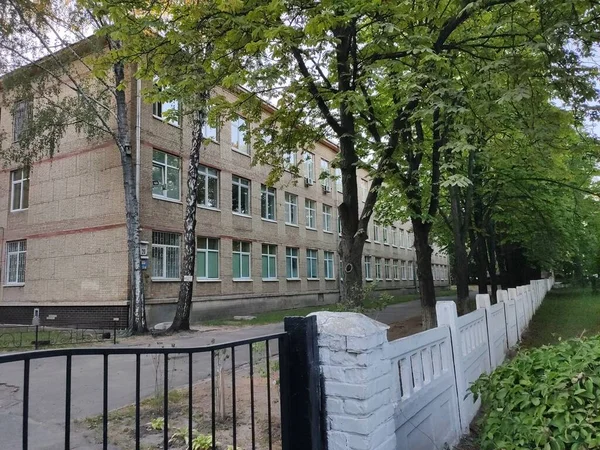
[472,337,600,450]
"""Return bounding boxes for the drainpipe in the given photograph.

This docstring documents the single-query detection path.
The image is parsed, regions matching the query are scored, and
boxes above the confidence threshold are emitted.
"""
[136,78,142,202]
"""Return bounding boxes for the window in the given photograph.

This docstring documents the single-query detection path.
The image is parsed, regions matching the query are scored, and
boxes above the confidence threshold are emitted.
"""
[383,227,389,245]
[393,260,399,280]
[399,229,406,248]
[203,120,218,142]
[373,222,380,243]
[152,93,180,126]
[385,259,391,280]
[231,115,250,154]
[408,231,414,248]
[5,240,26,284]
[262,244,277,279]
[232,241,251,279]
[152,150,181,201]
[286,247,299,279]
[13,100,32,142]
[10,168,29,211]
[261,185,277,221]
[305,199,316,229]
[441,265,446,281]
[335,168,343,193]
[198,165,219,209]
[375,258,382,280]
[232,175,250,215]
[320,159,331,191]
[322,204,332,232]
[304,152,315,183]
[196,238,219,280]
[306,249,318,279]
[360,179,368,201]
[284,151,298,168]
[284,192,298,225]
[401,261,407,280]
[152,232,180,280]
[408,261,414,280]
[364,256,372,280]
[338,215,342,236]
[391,227,397,247]
[324,251,335,279]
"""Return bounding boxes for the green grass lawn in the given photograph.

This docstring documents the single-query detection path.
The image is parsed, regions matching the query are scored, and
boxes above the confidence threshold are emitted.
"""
[522,287,600,348]
[202,287,457,326]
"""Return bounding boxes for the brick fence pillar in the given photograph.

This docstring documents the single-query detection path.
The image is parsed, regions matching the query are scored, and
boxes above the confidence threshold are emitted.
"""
[310,311,396,450]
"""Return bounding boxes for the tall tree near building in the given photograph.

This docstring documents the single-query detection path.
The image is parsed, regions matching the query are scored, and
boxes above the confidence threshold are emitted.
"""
[0,1,147,332]
[224,0,600,327]
[88,0,248,330]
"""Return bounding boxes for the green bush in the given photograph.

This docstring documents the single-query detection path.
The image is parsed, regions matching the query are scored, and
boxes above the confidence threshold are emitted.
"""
[472,336,600,450]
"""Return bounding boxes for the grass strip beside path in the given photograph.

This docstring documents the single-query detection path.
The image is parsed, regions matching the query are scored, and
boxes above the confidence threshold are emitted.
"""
[202,288,457,326]
[522,287,600,348]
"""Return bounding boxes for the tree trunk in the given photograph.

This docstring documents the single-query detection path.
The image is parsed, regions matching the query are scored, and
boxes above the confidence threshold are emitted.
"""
[412,218,436,329]
[449,185,470,315]
[113,60,146,333]
[170,106,207,332]
[486,222,498,303]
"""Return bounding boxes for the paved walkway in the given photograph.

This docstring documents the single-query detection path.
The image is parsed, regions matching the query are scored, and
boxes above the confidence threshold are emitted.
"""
[0,296,457,449]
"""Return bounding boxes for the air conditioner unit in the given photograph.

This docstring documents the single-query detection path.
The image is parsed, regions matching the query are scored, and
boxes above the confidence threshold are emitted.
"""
[304,177,314,186]
[322,184,331,193]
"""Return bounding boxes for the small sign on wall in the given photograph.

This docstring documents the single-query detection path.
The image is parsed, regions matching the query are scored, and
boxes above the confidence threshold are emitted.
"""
[141,259,148,270]
[183,275,193,282]
[140,241,149,257]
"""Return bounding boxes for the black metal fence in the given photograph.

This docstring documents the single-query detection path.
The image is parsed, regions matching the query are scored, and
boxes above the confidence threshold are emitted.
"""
[0,322,125,350]
[0,332,292,450]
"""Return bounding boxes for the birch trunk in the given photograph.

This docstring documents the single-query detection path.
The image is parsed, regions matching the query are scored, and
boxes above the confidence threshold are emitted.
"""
[113,59,146,333]
[170,104,207,332]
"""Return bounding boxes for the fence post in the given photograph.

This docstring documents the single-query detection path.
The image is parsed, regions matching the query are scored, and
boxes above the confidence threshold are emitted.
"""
[282,316,323,450]
[436,301,469,434]
[34,325,39,350]
[310,311,395,450]
[476,294,495,371]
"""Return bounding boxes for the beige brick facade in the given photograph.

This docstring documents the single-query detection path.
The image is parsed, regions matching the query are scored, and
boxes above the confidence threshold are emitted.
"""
[0,74,450,326]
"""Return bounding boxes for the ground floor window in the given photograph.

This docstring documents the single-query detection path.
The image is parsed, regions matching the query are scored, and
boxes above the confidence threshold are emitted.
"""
[232,241,251,279]
[152,231,180,280]
[286,247,299,278]
[197,237,219,280]
[6,240,26,284]
[262,244,277,279]
[306,249,318,279]
[324,251,335,279]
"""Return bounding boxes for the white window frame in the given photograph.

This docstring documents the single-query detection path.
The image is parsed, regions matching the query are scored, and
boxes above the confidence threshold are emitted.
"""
[10,168,29,212]
[286,247,299,279]
[305,199,317,229]
[261,244,278,280]
[203,120,219,142]
[152,150,181,202]
[152,231,180,280]
[409,261,414,280]
[152,90,180,127]
[393,260,399,280]
[373,222,380,243]
[401,261,407,281]
[261,185,277,221]
[13,100,32,142]
[391,227,397,247]
[385,259,391,280]
[335,168,343,193]
[5,240,26,285]
[306,249,319,279]
[320,159,331,191]
[375,258,382,280]
[364,256,372,280]
[284,192,298,225]
[232,175,251,216]
[232,240,252,280]
[284,151,298,169]
[322,204,333,233]
[304,152,315,183]
[198,165,219,209]
[383,227,389,245]
[324,251,335,280]
[231,115,250,155]
[196,237,220,281]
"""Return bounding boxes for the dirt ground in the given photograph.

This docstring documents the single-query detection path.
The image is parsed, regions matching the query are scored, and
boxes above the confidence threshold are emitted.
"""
[387,316,423,341]
[77,355,282,450]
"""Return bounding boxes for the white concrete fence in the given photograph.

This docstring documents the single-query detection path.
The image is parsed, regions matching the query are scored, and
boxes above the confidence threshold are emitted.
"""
[313,276,554,450]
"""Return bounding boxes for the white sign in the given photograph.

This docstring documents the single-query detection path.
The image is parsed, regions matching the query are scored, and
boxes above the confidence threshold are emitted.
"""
[183,275,193,282]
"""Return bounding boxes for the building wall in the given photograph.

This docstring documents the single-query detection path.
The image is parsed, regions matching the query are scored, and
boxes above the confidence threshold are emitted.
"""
[0,73,450,325]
